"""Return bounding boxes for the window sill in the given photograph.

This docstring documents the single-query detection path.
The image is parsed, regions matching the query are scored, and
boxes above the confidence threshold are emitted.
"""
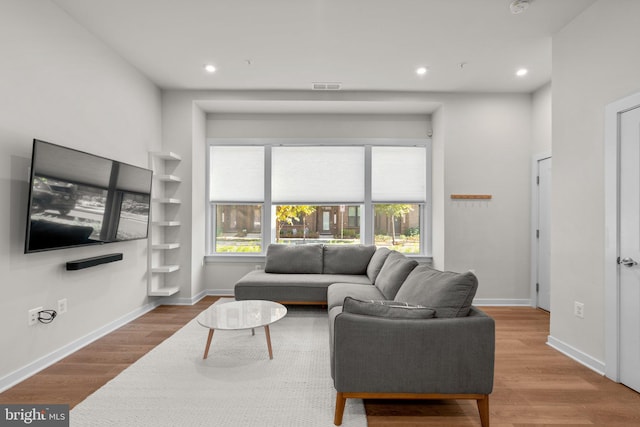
[205,254,266,264]
[204,254,432,264]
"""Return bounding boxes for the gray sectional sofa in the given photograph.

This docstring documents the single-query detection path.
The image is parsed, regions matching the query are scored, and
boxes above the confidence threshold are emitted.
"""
[233,243,495,427]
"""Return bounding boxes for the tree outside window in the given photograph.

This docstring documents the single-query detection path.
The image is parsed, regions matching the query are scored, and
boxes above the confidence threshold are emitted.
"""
[374,204,420,253]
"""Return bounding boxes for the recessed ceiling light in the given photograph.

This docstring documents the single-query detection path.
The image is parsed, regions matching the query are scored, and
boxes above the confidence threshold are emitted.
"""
[516,68,528,77]
[204,64,216,73]
[416,67,428,76]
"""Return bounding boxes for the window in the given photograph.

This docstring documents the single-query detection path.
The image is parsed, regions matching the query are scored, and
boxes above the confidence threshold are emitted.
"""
[209,146,264,253]
[207,141,430,256]
[374,203,421,254]
[215,204,262,253]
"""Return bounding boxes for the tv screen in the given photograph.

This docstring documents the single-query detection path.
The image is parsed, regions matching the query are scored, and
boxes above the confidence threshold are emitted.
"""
[25,139,153,253]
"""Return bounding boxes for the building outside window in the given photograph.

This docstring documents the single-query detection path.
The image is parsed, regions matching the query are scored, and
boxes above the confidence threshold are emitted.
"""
[215,204,262,253]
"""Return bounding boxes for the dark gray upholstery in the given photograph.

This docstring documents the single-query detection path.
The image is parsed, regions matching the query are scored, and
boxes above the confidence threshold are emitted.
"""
[235,244,383,303]
[331,307,495,394]
[394,265,478,317]
[264,243,324,273]
[366,247,391,283]
[323,244,376,274]
[327,282,386,311]
[328,263,494,427]
[373,251,418,299]
[235,270,371,303]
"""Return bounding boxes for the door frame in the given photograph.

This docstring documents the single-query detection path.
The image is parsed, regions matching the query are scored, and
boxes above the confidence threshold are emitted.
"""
[604,91,640,382]
[531,152,552,308]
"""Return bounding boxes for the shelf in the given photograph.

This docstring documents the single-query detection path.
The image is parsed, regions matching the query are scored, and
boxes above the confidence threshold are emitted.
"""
[153,221,181,226]
[156,174,182,182]
[152,151,182,161]
[151,265,180,273]
[148,150,181,298]
[148,286,180,297]
[152,243,181,250]
[153,198,181,204]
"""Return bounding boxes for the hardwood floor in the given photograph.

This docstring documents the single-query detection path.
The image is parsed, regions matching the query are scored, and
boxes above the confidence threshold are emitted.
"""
[2,300,639,426]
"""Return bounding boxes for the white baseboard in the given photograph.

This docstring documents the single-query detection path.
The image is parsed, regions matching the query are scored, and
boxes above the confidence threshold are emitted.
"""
[547,335,605,375]
[155,289,234,305]
[0,300,162,393]
[206,289,235,297]
[473,298,532,306]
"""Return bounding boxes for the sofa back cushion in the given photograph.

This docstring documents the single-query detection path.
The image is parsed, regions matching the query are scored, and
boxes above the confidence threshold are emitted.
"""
[374,251,418,299]
[264,244,323,274]
[366,247,392,283]
[323,244,376,274]
[394,265,478,318]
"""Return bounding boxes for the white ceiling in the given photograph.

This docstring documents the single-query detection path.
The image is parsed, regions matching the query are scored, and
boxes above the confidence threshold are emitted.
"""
[52,0,595,96]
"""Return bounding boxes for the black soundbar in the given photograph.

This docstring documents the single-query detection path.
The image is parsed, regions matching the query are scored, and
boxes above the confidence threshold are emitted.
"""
[66,253,123,270]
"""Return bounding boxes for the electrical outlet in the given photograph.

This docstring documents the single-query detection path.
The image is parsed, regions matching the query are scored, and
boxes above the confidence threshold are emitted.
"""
[28,307,43,326]
[58,298,67,314]
[574,301,584,319]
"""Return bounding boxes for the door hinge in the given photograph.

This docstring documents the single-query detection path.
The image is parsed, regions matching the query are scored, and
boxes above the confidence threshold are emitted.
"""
[536,229,539,239]
[536,283,539,292]
[536,176,540,185]
[617,256,620,265]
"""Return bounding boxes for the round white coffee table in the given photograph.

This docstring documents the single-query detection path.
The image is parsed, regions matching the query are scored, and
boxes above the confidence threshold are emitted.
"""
[196,300,287,360]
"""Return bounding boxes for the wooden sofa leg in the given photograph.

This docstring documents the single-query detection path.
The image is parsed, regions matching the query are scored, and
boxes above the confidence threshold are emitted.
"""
[334,392,346,426]
[476,394,490,427]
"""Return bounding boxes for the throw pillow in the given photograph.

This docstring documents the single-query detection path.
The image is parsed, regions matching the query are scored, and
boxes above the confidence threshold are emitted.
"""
[323,244,377,274]
[373,251,418,299]
[394,265,478,318]
[264,243,324,274]
[342,297,436,319]
[366,247,391,282]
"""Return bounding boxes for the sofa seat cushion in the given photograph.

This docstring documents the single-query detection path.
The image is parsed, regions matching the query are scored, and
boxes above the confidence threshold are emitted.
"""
[327,282,386,311]
[342,297,436,319]
[323,244,376,274]
[264,243,324,273]
[394,265,478,318]
[235,271,372,302]
[374,251,418,299]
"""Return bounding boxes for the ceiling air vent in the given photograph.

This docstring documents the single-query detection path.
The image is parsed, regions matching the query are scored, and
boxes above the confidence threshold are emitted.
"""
[312,82,342,90]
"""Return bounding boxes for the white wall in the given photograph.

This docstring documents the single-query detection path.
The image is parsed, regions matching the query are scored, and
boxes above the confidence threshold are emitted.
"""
[0,0,161,386]
[161,90,532,303]
[550,0,640,365]
[532,82,552,156]
[439,94,532,302]
[206,113,431,138]
[431,106,445,270]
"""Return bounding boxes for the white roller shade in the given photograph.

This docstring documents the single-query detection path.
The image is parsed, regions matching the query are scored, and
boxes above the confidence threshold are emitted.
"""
[272,146,364,203]
[372,146,426,202]
[209,146,264,202]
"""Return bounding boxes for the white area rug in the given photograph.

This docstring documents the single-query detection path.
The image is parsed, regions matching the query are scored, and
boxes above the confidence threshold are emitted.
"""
[70,300,367,427]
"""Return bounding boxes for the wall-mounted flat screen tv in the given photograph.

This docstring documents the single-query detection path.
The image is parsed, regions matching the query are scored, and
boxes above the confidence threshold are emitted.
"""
[24,139,153,253]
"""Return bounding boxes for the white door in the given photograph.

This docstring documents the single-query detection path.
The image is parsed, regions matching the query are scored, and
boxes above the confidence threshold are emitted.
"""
[619,105,640,393]
[536,157,552,311]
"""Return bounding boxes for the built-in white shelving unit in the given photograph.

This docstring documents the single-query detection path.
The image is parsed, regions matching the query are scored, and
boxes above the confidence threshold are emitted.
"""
[148,151,182,297]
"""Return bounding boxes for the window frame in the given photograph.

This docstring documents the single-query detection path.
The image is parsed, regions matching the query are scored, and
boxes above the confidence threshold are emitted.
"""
[205,138,432,259]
